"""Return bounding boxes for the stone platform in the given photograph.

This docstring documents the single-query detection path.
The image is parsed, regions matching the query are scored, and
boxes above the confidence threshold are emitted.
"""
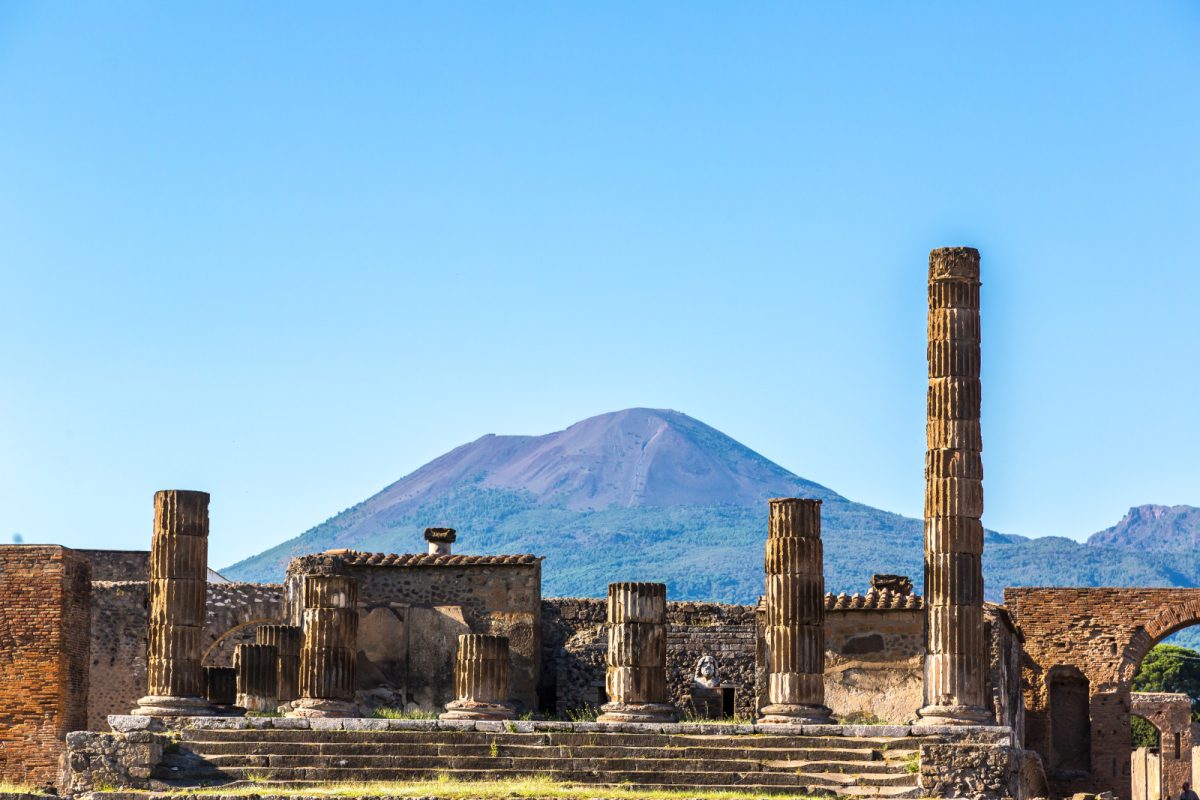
[61,717,1031,799]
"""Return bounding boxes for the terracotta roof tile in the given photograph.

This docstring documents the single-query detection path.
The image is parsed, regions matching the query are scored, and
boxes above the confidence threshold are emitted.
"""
[327,550,541,567]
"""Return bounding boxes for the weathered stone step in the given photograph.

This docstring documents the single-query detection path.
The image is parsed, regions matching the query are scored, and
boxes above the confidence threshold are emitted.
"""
[183,741,907,762]
[193,753,913,775]
[178,728,918,750]
[155,766,918,790]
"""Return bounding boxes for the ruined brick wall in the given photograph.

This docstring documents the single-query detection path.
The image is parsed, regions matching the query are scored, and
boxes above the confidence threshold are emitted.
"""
[75,550,149,582]
[89,582,148,730]
[88,581,284,728]
[542,598,759,718]
[0,545,91,788]
[1006,586,1200,800]
[987,603,1025,740]
[286,553,542,714]
[1131,692,1193,799]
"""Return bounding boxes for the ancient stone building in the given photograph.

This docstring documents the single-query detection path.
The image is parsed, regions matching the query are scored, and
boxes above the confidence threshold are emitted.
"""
[285,549,542,713]
[1006,587,1200,800]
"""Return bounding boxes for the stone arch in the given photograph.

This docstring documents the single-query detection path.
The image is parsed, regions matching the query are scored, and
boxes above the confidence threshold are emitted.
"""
[201,583,286,665]
[1119,599,1200,689]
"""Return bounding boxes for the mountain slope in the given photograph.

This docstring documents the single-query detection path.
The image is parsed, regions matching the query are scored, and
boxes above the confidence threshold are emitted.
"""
[1087,505,1200,551]
[223,408,1200,603]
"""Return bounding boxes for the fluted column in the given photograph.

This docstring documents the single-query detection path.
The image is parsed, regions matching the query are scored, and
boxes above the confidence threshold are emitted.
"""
[133,490,213,715]
[597,582,678,723]
[256,624,302,703]
[288,574,359,718]
[235,643,279,713]
[758,498,834,724]
[204,666,236,707]
[919,246,991,725]
[440,634,515,720]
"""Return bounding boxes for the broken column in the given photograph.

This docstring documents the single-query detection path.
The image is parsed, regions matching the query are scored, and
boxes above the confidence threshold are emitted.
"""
[758,498,834,724]
[597,582,678,723]
[134,490,213,716]
[424,527,456,555]
[440,634,515,720]
[204,666,237,708]
[235,643,279,713]
[919,246,990,725]
[256,624,302,703]
[289,573,359,718]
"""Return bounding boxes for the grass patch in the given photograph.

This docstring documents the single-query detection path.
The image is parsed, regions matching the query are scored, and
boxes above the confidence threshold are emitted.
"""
[562,704,600,722]
[148,775,826,799]
[0,783,49,795]
[367,707,437,720]
[679,709,754,725]
[904,752,921,774]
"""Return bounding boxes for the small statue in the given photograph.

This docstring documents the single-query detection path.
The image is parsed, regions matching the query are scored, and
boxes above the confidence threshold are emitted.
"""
[693,654,720,690]
[685,654,723,719]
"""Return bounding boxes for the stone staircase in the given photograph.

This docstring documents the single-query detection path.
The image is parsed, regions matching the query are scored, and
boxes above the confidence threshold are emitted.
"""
[149,727,927,797]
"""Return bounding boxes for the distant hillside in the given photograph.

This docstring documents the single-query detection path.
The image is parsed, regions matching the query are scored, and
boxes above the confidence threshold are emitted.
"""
[223,408,1200,604]
[1087,505,1200,551]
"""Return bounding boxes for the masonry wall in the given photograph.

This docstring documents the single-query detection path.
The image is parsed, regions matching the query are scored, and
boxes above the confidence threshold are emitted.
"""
[0,545,91,788]
[76,550,149,582]
[542,598,759,718]
[88,581,284,728]
[824,608,924,723]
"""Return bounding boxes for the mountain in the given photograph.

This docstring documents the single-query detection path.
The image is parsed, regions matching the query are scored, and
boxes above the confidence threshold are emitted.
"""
[1087,505,1200,551]
[222,408,1200,604]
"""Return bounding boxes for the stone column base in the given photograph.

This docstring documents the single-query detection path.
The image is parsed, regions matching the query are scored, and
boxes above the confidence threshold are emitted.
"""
[757,703,835,725]
[596,702,679,724]
[285,698,359,718]
[237,694,279,714]
[131,695,214,716]
[440,700,516,721]
[916,703,994,726]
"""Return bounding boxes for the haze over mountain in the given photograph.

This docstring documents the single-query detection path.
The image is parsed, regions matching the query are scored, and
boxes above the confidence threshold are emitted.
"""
[223,408,1200,604]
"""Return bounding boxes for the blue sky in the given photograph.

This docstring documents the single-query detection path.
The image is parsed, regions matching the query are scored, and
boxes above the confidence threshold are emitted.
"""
[1,2,1197,568]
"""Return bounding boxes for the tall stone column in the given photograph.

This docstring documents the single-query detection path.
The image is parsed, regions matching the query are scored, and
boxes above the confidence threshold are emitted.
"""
[919,246,991,725]
[256,624,302,703]
[288,574,359,718]
[235,643,279,713]
[597,582,678,723]
[134,490,213,716]
[440,634,515,720]
[758,498,834,724]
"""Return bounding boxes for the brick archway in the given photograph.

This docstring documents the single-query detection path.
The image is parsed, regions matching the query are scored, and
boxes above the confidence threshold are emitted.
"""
[1006,588,1200,800]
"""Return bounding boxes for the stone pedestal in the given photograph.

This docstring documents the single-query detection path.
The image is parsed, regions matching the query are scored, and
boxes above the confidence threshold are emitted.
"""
[256,624,302,703]
[235,644,279,713]
[203,666,236,707]
[597,582,678,724]
[289,574,359,718]
[134,490,214,716]
[440,634,515,720]
[759,498,834,725]
[919,247,991,725]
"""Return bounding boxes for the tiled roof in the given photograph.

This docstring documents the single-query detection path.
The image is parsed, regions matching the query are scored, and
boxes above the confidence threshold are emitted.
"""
[826,588,923,610]
[756,589,923,611]
[323,549,541,567]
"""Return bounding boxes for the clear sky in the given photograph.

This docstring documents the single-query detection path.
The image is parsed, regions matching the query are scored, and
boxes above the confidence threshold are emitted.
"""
[1,2,1197,569]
